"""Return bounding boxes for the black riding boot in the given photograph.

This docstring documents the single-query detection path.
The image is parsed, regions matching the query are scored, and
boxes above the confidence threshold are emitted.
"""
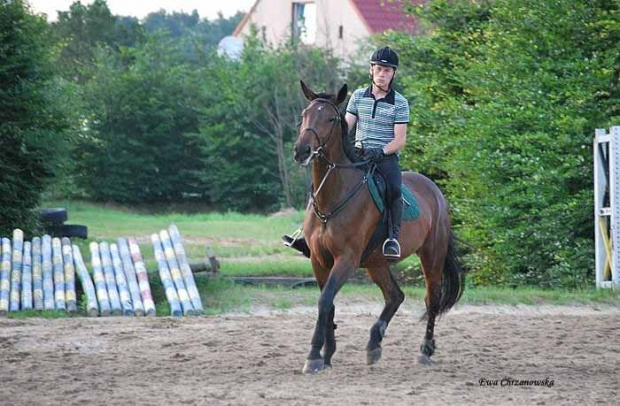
[282,235,311,258]
[382,197,403,259]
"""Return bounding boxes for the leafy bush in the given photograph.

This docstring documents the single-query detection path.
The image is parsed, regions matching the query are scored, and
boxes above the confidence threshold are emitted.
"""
[389,0,619,287]
[0,1,72,235]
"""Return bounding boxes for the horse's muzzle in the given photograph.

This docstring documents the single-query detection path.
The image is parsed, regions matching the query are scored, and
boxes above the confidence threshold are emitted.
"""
[294,144,312,166]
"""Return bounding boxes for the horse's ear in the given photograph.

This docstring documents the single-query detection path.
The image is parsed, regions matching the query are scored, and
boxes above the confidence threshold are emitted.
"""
[300,80,317,101]
[336,84,348,105]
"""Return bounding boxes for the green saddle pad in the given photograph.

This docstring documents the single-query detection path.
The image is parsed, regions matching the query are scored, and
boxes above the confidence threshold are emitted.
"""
[368,176,420,221]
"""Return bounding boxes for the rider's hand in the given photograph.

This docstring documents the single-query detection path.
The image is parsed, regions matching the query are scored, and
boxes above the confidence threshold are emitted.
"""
[363,147,385,161]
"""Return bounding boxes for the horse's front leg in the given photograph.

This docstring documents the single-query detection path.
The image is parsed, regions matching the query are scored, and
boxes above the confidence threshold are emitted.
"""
[365,264,405,365]
[308,256,337,367]
[303,257,355,374]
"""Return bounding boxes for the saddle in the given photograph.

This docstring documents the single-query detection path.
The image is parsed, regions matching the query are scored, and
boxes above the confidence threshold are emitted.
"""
[367,169,420,221]
[360,165,420,262]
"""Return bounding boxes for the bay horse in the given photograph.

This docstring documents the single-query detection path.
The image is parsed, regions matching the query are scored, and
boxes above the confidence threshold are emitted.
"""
[294,81,465,374]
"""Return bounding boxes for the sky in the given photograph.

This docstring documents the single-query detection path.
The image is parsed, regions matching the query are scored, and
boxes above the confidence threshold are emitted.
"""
[26,0,255,21]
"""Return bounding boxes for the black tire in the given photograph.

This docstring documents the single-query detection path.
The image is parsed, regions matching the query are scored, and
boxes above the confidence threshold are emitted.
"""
[45,224,88,239]
[38,208,68,224]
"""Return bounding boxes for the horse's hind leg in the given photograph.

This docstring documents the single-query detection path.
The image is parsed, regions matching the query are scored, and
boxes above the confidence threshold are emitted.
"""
[365,265,405,365]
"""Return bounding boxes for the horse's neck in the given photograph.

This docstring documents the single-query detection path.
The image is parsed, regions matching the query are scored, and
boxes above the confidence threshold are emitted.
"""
[312,137,362,209]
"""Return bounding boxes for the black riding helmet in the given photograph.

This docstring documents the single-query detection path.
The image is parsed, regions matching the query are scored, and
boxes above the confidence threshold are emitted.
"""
[370,46,399,69]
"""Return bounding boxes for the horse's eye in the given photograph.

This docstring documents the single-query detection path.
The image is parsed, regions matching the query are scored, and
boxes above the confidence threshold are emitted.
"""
[328,118,336,123]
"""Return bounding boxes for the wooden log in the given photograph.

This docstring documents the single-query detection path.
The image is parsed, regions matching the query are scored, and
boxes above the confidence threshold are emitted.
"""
[72,245,99,317]
[31,237,44,310]
[206,246,220,274]
[89,242,117,316]
[41,235,55,310]
[168,225,203,314]
[128,238,155,316]
[52,237,66,311]
[21,241,33,310]
[116,238,144,316]
[151,233,182,317]
[9,229,24,312]
[159,230,194,315]
[0,238,11,315]
[61,238,77,313]
[109,243,134,316]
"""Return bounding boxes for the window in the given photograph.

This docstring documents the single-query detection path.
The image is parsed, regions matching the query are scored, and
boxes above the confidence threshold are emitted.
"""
[292,2,316,44]
[339,25,343,39]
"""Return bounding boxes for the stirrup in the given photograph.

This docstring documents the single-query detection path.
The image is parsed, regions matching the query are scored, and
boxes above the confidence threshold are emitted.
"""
[283,228,303,247]
[382,238,401,258]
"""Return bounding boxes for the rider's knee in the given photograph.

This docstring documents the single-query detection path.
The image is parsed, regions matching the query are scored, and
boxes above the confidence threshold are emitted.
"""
[387,185,402,201]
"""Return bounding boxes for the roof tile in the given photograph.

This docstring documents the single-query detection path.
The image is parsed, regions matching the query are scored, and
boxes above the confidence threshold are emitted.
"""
[351,0,425,34]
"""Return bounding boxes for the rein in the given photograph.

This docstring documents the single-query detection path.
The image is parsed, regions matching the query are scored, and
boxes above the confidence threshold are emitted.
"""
[301,98,371,225]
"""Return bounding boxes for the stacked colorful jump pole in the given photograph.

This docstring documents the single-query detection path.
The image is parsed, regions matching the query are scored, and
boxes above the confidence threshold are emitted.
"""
[128,238,156,316]
[0,238,11,315]
[9,229,24,312]
[62,238,78,312]
[41,235,55,310]
[21,241,32,310]
[151,225,203,316]
[169,225,204,313]
[1,226,199,317]
[151,233,182,317]
[107,242,134,316]
[0,230,83,315]
[72,245,99,316]
[117,238,145,316]
[32,237,44,310]
[87,239,156,317]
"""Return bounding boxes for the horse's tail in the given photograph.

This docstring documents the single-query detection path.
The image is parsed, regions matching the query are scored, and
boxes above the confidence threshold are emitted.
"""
[437,232,466,315]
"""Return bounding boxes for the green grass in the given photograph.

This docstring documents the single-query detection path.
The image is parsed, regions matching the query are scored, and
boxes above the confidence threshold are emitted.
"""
[9,200,613,319]
[459,285,620,306]
[44,199,308,276]
[7,309,70,319]
[51,200,304,243]
[220,258,313,277]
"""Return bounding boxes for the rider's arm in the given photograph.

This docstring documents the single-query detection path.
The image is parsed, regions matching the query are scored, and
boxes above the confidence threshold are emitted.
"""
[382,123,407,155]
[345,112,357,134]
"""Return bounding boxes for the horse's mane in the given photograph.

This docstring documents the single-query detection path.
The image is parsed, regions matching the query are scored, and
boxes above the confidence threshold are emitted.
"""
[314,92,361,164]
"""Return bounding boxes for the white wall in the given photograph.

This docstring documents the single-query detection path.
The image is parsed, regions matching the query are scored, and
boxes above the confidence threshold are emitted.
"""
[235,0,371,62]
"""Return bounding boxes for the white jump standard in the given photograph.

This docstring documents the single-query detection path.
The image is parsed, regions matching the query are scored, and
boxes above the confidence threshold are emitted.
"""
[594,126,620,288]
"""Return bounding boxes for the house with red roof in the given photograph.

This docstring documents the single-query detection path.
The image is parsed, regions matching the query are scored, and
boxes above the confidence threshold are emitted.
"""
[230,0,424,61]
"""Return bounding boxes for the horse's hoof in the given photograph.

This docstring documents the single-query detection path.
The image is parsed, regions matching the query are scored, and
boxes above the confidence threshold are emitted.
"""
[366,347,382,365]
[417,353,433,366]
[302,358,326,374]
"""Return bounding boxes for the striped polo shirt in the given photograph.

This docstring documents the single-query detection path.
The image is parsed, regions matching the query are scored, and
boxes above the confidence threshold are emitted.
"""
[346,86,410,150]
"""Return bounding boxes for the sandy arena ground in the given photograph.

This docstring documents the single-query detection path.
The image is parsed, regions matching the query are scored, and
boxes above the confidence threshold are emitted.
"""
[1,303,619,405]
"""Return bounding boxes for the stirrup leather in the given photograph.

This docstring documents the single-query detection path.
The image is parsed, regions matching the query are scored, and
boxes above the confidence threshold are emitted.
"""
[382,238,401,258]
[284,228,303,247]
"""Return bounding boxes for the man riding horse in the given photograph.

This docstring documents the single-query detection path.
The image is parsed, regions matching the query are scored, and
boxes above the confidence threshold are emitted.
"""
[284,46,409,259]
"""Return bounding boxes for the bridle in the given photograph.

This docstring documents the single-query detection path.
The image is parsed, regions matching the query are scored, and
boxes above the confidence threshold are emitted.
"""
[299,98,372,225]
[299,98,341,154]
